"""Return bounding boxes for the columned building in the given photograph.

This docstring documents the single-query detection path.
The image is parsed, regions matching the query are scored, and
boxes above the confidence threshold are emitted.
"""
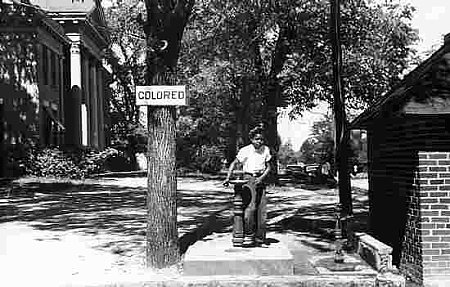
[0,0,110,177]
[30,0,110,149]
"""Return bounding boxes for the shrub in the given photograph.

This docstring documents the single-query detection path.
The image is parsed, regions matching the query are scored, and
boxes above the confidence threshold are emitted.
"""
[23,146,119,179]
[78,147,120,175]
[24,147,82,179]
[193,145,224,174]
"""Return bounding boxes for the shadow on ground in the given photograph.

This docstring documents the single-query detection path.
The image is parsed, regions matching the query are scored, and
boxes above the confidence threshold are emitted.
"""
[0,178,369,256]
[266,186,370,252]
[0,178,234,255]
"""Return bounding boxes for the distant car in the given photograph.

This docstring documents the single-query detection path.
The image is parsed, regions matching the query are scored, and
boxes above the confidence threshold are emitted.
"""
[304,164,320,177]
[285,164,309,183]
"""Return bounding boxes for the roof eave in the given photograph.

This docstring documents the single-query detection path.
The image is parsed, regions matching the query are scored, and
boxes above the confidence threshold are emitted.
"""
[351,43,450,129]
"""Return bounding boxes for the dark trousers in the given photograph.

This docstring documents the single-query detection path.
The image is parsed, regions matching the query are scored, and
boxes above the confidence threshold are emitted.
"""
[241,174,267,245]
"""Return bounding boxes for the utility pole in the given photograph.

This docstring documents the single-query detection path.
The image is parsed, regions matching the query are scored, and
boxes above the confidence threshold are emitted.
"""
[330,0,352,216]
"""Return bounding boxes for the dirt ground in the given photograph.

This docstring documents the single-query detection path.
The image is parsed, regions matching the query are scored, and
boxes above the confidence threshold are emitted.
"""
[0,176,369,287]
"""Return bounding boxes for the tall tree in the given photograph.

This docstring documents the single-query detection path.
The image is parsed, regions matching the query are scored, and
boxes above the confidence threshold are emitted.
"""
[180,0,306,174]
[279,0,418,114]
[143,0,194,269]
[104,0,147,169]
[180,0,418,178]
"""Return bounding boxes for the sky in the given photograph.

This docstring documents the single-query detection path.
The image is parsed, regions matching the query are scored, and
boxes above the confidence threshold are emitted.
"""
[407,0,450,55]
[279,0,450,151]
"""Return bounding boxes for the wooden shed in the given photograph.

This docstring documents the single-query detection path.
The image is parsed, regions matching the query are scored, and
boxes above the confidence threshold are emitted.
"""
[351,34,450,286]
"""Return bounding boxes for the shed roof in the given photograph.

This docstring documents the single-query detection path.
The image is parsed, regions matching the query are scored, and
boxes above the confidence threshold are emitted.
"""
[351,35,450,129]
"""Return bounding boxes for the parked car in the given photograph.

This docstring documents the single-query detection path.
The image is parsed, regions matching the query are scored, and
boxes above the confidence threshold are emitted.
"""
[285,164,309,183]
[304,164,320,177]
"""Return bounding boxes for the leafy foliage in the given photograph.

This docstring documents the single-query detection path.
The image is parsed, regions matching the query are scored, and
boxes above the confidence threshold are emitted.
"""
[182,0,419,114]
[103,0,418,173]
[104,0,147,164]
[278,141,300,167]
[192,145,224,173]
[23,147,119,179]
[177,0,418,171]
[278,0,419,115]
[299,114,363,167]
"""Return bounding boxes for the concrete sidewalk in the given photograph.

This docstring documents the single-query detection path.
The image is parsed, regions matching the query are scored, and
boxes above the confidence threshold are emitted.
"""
[0,176,384,286]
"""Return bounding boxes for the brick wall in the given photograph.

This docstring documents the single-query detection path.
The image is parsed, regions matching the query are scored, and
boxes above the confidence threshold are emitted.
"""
[415,151,450,284]
[368,116,450,285]
[399,163,422,283]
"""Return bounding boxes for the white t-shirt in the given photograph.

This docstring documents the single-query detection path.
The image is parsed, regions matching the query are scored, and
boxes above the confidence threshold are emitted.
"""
[236,144,272,174]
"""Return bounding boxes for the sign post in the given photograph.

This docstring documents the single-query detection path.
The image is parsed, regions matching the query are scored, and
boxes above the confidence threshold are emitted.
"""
[136,85,187,268]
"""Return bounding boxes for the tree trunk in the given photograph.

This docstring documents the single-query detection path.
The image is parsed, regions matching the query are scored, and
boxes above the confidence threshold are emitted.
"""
[143,0,194,268]
[264,78,279,182]
[239,76,251,146]
[146,105,179,268]
[226,97,238,164]
[259,27,292,182]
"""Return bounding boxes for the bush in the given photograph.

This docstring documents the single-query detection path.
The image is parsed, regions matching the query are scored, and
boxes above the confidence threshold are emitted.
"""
[23,146,119,179]
[192,145,224,174]
[104,152,134,172]
[78,147,120,175]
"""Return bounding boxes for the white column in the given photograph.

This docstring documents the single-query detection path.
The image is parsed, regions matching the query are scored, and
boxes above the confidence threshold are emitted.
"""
[69,35,81,88]
[82,54,90,147]
[81,105,88,146]
[68,34,84,146]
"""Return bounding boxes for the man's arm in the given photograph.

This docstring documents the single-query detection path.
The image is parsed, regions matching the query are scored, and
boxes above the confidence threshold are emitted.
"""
[223,158,239,186]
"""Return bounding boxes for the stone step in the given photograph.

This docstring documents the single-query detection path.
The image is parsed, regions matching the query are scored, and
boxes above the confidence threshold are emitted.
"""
[183,233,294,276]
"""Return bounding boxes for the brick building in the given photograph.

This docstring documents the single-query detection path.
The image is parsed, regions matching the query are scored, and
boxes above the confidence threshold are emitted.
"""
[0,0,110,177]
[351,34,450,286]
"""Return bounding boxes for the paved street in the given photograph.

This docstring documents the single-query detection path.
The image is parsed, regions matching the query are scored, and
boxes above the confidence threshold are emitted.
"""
[0,176,369,286]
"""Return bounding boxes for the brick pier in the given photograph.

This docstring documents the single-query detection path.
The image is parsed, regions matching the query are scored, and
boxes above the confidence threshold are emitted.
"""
[401,151,450,286]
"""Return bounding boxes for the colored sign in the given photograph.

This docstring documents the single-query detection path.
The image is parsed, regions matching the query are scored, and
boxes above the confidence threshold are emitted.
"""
[136,85,188,106]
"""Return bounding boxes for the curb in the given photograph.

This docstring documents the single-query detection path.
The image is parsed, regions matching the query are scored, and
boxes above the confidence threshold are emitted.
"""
[69,274,380,287]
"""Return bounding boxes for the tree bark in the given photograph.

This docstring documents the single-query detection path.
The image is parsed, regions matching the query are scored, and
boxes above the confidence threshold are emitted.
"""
[239,76,251,146]
[260,27,291,182]
[264,78,279,182]
[146,105,179,268]
[143,0,194,268]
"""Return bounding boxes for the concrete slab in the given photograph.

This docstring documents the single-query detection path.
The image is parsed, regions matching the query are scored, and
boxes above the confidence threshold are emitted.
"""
[310,253,377,276]
[183,233,294,276]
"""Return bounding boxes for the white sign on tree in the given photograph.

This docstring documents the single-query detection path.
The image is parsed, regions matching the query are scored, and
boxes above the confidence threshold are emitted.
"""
[136,85,188,106]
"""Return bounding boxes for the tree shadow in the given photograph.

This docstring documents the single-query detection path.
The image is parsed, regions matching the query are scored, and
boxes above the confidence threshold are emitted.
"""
[0,178,370,257]
[178,208,233,254]
[265,185,370,253]
[0,181,147,238]
[0,179,236,256]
